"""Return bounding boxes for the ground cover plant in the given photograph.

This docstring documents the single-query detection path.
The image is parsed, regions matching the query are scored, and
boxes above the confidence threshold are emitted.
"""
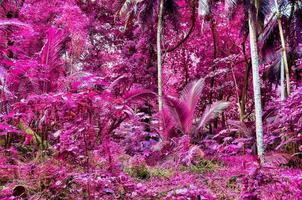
[0,0,302,199]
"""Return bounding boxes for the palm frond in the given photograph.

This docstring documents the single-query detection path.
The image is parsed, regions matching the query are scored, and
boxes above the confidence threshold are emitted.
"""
[165,95,191,134]
[227,120,252,136]
[180,78,204,112]
[265,152,291,166]
[123,88,157,102]
[259,16,279,57]
[291,4,302,43]
[198,0,210,16]
[161,107,177,140]
[139,0,158,24]
[196,101,229,131]
[40,27,65,68]
[262,54,282,84]
[164,79,204,134]
[258,0,272,27]
[225,0,239,11]
[119,0,134,17]
[118,0,142,25]
[109,75,127,90]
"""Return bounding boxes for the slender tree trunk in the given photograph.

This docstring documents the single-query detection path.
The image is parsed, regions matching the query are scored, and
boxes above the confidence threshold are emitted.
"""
[280,58,285,101]
[182,49,189,85]
[248,10,265,164]
[275,0,290,96]
[157,0,164,129]
[240,63,251,121]
[209,16,218,133]
[239,41,251,121]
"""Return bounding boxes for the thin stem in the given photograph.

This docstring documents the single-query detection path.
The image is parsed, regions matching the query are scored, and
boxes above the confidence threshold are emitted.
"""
[280,57,285,101]
[275,0,290,96]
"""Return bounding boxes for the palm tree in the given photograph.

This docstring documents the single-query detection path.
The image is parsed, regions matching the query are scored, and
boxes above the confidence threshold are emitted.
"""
[259,0,302,99]
[248,5,265,163]
[197,0,266,162]
[224,0,268,163]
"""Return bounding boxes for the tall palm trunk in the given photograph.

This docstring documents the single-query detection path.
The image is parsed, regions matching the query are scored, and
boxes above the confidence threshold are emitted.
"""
[248,9,264,164]
[275,0,290,96]
[157,0,164,129]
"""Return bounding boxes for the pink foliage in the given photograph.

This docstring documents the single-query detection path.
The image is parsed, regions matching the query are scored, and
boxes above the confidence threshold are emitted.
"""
[0,0,301,199]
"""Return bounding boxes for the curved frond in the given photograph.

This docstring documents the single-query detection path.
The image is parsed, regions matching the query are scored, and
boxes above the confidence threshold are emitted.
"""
[118,0,142,18]
[227,120,252,136]
[197,101,229,131]
[109,75,127,90]
[163,79,204,134]
[161,107,177,140]
[40,27,66,68]
[165,95,191,134]
[0,19,31,28]
[259,16,279,57]
[123,88,157,102]
[180,78,204,111]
